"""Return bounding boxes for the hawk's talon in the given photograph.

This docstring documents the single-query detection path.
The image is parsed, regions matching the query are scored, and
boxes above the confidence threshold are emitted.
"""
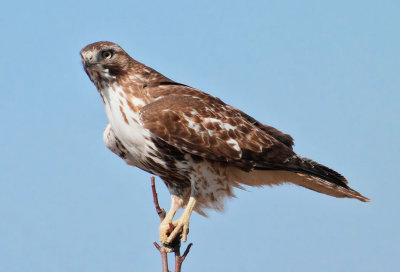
[159,220,187,243]
[159,196,197,247]
[162,239,181,253]
[166,216,190,244]
[159,221,181,253]
[159,222,173,244]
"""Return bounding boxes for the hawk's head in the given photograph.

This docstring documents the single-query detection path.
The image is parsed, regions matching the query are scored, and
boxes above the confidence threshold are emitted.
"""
[80,41,133,85]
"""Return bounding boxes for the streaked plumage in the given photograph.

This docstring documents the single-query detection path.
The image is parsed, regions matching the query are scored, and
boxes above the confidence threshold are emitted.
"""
[80,41,369,247]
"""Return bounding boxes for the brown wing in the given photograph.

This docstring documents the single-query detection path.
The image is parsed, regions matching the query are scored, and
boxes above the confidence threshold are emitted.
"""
[141,85,354,191]
[139,94,295,171]
[145,83,294,149]
[227,107,294,148]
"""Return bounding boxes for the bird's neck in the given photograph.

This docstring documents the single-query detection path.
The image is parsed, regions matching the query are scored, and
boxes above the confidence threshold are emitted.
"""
[96,65,172,112]
[98,73,153,116]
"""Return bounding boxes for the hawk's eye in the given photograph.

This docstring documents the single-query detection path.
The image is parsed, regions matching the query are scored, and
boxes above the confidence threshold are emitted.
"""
[101,50,113,60]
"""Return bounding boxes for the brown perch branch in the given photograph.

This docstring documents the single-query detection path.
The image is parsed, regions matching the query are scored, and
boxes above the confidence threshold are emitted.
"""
[151,176,166,221]
[175,243,193,272]
[153,242,169,272]
[151,176,193,272]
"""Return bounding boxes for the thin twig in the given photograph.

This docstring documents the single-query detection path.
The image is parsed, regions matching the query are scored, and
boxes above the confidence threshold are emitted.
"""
[154,242,169,272]
[151,176,166,221]
[150,176,193,271]
[181,243,193,261]
[174,243,193,272]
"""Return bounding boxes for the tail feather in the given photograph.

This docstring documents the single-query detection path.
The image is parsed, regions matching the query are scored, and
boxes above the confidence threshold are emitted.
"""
[285,156,349,187]
[228,156,370,202]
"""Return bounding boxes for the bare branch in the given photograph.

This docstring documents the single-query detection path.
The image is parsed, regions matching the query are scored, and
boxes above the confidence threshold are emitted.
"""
[153,242,169,272]
[174,243,193,272]
[181,243,193,262]
[150,176,193,272]
[151,176,166,221]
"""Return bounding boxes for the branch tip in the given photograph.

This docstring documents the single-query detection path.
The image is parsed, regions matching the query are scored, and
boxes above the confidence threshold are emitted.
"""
[150,176,193,271]
[182,243,193,261]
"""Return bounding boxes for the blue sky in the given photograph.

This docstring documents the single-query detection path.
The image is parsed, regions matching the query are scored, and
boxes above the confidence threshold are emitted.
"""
[1,1,399,271]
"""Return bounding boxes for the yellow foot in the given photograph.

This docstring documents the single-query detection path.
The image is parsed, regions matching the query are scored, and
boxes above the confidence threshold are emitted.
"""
[159,221,174,245]
[159,196,197,249]
[159,220,184,252]
[166,216,190,244]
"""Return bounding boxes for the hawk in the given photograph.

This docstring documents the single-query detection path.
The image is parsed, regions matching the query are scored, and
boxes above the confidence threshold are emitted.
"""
[80,41,370,248]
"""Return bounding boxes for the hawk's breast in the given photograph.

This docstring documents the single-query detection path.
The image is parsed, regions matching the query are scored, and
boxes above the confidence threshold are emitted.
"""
[100,83,166,170]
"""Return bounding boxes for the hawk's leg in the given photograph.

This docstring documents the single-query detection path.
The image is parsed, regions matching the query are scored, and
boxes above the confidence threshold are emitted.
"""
[165,196,197,244]
[159,195,183,244]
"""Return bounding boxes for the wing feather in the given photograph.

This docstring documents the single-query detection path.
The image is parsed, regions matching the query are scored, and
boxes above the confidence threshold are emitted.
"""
[145,84,295,149]
[138,85,368,201]
[139,95,295,171]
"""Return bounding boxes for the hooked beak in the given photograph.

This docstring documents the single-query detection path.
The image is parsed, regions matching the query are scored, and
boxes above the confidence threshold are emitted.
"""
[81,52,97,68]
[84,60,94,68]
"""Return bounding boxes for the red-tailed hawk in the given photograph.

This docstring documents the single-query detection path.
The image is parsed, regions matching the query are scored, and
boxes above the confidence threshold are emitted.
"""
[80,41,370,248]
